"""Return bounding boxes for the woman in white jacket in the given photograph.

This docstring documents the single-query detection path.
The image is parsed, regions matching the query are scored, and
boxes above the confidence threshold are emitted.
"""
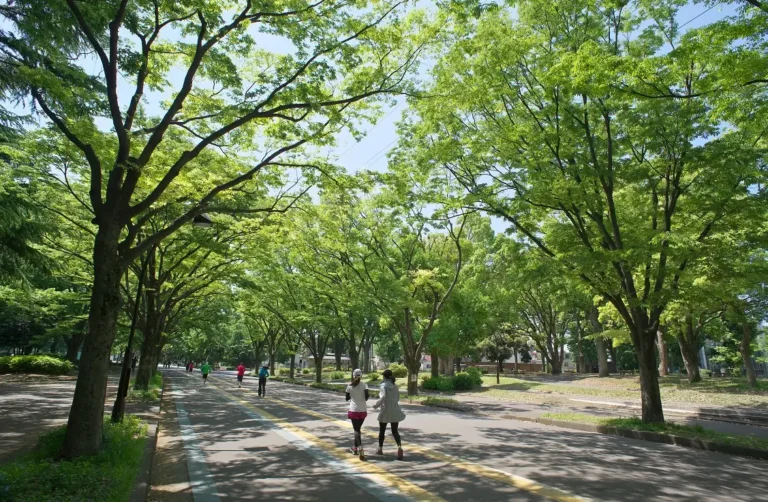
[372,369,406,459]
[346,369,369,460]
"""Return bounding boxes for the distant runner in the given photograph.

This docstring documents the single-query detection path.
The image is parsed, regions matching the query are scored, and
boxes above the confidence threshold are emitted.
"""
[201,361,211,384]
[346,368,369,460]
[258,365,269,397]
[373,369,406,459]
[236,362,246,388]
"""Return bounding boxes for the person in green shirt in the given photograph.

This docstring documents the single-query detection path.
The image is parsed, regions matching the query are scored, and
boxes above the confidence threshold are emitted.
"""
[201,362,211,384]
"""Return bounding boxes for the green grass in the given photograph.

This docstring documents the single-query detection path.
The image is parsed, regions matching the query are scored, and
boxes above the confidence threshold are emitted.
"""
[478,375,768,408]
[0,416,148,501]
[541,412,768,450]
[127,372,163,403]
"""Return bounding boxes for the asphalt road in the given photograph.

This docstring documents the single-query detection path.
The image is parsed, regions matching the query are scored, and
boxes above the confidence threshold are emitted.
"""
[160,369,768,502]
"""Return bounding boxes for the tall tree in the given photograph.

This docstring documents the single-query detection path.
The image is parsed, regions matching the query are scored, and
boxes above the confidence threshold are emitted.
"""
[0,0,428,456]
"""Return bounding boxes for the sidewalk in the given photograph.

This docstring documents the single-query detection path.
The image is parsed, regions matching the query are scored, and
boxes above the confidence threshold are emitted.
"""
[0,369,161,465]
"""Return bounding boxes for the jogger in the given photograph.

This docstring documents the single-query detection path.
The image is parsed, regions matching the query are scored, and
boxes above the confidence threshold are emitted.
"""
[236,362,246,388]
[346,369,369,460]
[258,365,269,397]
[373,369,406,460]
[201,362,211,384]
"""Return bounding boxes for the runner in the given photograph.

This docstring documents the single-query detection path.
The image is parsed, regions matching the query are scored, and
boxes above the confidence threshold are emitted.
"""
[258,365,269,397]
[346,368,369,460]
[372,369,406,460]
[201,361,211,384]
[236,362,246,388]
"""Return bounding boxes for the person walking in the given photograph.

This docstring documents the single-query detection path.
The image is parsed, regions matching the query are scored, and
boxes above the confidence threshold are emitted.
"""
[236,362,246,388]
[258,365,269,397]
[346,369,369,460]
[372,369,406,459]
[201,361,211,384]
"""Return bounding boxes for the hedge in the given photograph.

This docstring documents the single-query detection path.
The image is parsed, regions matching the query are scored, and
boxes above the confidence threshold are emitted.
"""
[422,371,478,392]
[388,363,408,378]
[0,355,74,375]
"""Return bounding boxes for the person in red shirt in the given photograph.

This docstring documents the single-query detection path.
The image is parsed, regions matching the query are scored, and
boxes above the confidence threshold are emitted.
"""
[236,362,246,388]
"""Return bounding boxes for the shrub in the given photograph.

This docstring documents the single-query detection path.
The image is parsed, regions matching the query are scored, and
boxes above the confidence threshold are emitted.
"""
[480,368,489,374]
[322,366,336,373]
[0,355,74,375]
[465,367,483,386]
[422,375,455,392]
[388,363,408,378]
[367,371,380,382]
[700,368,712,378]
[279,368,291,376]
[302,368,311,374]
[453,372,474,391]
[329,371,346,380]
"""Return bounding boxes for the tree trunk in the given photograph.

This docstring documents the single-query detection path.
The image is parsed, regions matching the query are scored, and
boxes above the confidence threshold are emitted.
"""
[590,307,609,377]
[595,339,609,377]
[334,337,344,370]
[656,327,669,377]
[63,224,123,458]
[289,353,296,380]
[741,323,757,388]
[550,352,563,375]
[443,355,455,376]
[677,328,701,384]
[135,325,160,390]
[314,355,323,383]
[431,348,439,377]
[496,359,502,384]
[405,354,420,396]
[576,312,584,373]
[64,323,86,364]
[514,351,519,374]
[634,326,665,423]
[608,340,618,373]
[362,345,370,374]
[349,344,360,374]
[455,357,462,374]
[269,353,276,376]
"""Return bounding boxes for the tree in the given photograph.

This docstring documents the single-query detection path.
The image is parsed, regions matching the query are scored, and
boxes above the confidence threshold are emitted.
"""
[479,329,513,384]
[0,0,429,456]
[410,0,767,421]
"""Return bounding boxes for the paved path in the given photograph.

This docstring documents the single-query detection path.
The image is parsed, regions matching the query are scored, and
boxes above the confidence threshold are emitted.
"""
[153,369,768,501]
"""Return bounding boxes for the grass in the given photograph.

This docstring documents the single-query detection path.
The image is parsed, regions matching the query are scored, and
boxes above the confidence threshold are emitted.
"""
[541,411,768,451]
[0,416,148,501]
[477,374,768,408]
[127,372,163,403]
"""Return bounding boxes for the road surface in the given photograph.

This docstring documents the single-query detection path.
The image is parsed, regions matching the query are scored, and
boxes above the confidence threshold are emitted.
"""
[152,369,768,501]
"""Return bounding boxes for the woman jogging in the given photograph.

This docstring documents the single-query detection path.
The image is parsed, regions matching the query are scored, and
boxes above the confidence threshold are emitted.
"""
[345,369,369,460]
[372,369,406,459]
[236,362,246,388]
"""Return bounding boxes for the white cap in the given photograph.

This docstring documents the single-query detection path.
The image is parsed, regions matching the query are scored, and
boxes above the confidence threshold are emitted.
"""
[353,369,363,378]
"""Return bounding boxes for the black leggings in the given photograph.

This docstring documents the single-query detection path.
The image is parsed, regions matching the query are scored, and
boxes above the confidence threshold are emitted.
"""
[351,419,364,448]
[379,422,401,448]
[258,377,266,396]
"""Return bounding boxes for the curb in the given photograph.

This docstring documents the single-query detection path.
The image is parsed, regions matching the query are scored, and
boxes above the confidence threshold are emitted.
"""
[129,376,165,502]
[501,414,768,461]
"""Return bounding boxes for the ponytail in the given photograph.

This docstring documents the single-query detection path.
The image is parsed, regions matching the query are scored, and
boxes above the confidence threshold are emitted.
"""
[351,376,361,387]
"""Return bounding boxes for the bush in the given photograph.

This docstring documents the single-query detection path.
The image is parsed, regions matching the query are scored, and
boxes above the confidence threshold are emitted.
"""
[302,368,311,374]
[453,372,475,391]
[0,355,74,375]
[480,368,489,374]
[367,371,380,382]
[279,368,291,376]
[388,363,408,378]
[465,367,483,386]
[322,366,336,373]
[422,375,455,392]
[699,368,712,378]
[329,371,346,380]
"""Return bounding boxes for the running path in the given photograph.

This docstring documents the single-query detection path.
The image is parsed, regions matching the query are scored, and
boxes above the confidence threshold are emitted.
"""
[162,369,768,501]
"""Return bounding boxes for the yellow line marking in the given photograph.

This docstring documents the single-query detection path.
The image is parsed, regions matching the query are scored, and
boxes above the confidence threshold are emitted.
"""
[206,380,444,502]
[247,381,593,502]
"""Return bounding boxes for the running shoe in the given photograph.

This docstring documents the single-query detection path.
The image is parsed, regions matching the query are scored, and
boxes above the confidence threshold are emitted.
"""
[359,448,366,461]
[376,448,383,455]
[350,447,358,455]
[397,448,404,460]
